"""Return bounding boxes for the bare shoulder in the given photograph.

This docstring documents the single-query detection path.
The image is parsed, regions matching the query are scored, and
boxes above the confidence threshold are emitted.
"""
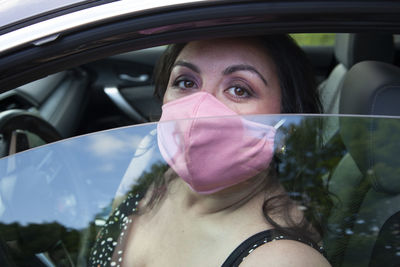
[239,239,331,267]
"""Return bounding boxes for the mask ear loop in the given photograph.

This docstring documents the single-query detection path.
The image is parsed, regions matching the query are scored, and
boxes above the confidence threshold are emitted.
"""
[274,118,286,129]
[273,118,286,154]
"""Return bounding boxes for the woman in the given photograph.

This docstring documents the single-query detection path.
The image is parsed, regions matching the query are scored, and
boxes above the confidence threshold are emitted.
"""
[89,35,331,266]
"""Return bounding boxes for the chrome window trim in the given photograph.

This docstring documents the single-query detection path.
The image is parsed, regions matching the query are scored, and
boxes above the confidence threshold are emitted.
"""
[0,0,207,54]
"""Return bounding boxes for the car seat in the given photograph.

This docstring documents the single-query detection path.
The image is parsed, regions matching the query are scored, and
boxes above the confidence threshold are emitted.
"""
[319,33,394,144]
[324,61,400,267]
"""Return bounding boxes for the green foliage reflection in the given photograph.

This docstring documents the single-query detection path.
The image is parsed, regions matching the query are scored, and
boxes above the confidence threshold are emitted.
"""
[277,117,344,235]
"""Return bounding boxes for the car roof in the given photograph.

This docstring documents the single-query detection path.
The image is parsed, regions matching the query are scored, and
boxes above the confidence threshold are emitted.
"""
[2,0,399,54]
[0,0,209,53]
[0,0,90,30]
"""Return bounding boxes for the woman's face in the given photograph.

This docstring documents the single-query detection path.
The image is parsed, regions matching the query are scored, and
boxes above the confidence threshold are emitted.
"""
[163,38,281,115]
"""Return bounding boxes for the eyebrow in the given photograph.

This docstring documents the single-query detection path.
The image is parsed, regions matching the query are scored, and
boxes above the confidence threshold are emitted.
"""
[223,64,268,85]
[172,61,268,86]
[172,61,201,73]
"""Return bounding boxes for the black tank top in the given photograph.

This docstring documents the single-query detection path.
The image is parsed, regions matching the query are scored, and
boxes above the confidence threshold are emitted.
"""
[221,229,324,267]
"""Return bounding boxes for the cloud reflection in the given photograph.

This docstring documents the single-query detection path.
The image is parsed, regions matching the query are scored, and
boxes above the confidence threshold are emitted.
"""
[87,132,142,158]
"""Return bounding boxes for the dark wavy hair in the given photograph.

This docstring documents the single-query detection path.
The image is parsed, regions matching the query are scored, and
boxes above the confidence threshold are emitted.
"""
[146,35,329,245]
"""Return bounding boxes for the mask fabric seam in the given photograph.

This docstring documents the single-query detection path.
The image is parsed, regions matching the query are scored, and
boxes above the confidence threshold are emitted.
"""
[184,92,208,189]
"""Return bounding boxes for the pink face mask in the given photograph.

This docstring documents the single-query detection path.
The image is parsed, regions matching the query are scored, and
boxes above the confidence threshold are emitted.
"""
[157,92,278,194]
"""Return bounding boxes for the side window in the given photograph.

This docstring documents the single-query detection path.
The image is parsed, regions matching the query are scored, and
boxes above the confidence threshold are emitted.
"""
[290,33,336,84]
[291,33,336,47]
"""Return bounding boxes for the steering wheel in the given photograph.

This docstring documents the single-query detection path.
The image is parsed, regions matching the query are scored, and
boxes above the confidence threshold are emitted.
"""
[0,109,62,157]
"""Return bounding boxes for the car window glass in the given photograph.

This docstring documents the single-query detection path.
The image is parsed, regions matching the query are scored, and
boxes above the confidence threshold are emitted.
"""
[0,114,399,266]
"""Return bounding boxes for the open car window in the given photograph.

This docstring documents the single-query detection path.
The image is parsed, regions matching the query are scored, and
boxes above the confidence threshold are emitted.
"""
[0,114,399,266]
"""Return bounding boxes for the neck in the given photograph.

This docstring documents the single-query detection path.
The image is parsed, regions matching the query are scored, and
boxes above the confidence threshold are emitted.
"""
[169,171,270,215]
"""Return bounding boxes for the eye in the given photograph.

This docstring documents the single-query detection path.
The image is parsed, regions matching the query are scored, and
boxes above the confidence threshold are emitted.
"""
[226,86,251,98]
[173,78,197,89]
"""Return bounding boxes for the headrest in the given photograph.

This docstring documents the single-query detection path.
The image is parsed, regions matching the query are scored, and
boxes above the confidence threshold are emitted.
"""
[339,61,400,194]
[334,34,394,69]
[340,61,400,116]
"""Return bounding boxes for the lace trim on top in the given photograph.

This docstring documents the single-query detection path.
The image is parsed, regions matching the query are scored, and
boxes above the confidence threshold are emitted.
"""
[221,229,325,267]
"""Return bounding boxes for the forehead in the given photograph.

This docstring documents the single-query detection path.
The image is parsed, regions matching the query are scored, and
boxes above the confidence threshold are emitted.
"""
[176,38,275,69]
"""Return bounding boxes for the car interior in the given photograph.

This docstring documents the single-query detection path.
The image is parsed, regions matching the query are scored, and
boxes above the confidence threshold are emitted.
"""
[324,60,400,266]
[1,32,400,266]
